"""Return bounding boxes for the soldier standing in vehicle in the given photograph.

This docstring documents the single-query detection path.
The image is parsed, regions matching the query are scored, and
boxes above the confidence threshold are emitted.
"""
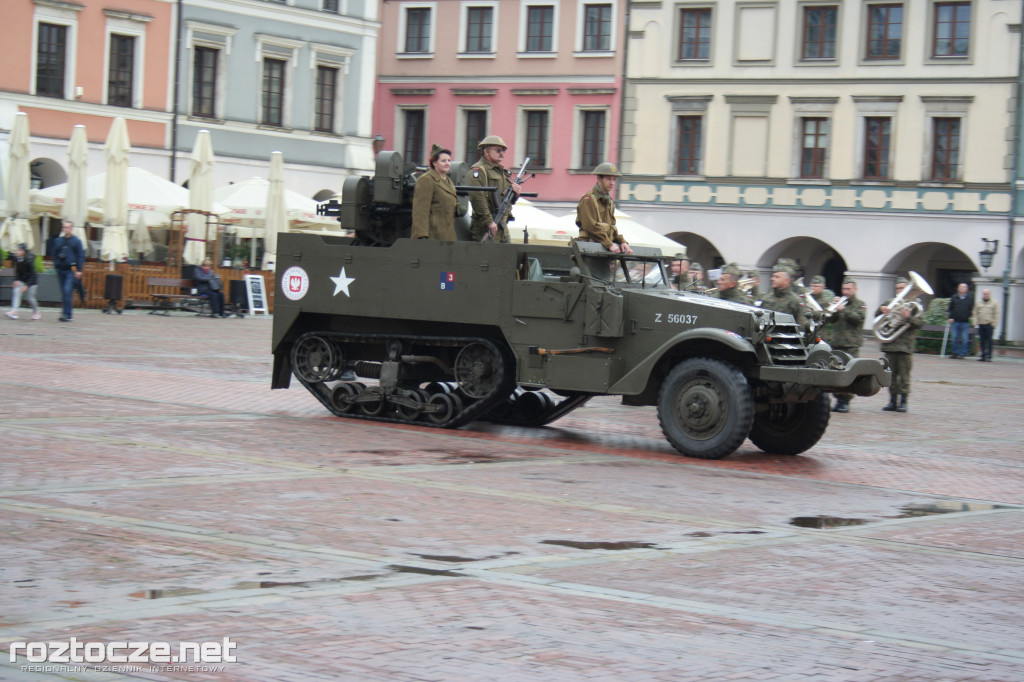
[669,254,690,289]
[713,264,750,303]
[412,144,462,241]
[824,277,867,413]
[761,265,806,326]
[576,163,633,254]
[877,276,924,413]
[465,135,521,243]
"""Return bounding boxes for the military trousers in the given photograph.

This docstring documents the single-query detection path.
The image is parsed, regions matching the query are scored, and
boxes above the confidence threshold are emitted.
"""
[833,346,860,401]
[884,351,913,396]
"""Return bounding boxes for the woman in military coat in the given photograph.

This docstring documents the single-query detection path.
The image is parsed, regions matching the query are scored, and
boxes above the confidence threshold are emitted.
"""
[412,145,459,241]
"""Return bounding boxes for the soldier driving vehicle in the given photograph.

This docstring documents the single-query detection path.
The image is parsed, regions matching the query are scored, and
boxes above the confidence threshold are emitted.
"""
[279,151,890,460]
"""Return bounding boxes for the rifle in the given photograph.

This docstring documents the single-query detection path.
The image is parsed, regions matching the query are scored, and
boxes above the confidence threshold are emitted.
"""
[487,157,536,242]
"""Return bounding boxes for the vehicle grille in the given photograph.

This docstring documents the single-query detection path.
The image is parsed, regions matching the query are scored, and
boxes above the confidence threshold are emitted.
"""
[764,323,809,365]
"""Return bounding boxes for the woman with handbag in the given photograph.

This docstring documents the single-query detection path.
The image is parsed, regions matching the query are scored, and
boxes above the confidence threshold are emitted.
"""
[194,257,227,318]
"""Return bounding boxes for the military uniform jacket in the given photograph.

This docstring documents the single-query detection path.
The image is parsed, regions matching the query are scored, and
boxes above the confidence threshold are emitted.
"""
[824,295,866,349]
[411,169,458,241]
[810,288,834,309]
[874,301,924,353]
[576,185,626,250]
[762,286,806,325]
[466,159,512,242]
[715,286,750,303]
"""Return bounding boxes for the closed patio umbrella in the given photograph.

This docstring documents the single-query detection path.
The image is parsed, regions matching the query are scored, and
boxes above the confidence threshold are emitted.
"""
[1,112,34,252]
[183,130,215,265]
[129,210,153,258]
[100,117,130,262]
[261,151,286,270]
[63,124,89,243]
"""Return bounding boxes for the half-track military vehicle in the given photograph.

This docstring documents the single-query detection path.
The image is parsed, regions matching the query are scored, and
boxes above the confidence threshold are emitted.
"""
[271,152,890,460]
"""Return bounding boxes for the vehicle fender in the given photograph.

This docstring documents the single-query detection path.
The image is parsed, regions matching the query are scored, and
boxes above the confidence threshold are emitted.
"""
[608,328,758,395]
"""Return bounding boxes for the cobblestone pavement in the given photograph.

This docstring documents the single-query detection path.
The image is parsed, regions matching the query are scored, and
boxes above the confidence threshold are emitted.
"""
[1,310,1023,681]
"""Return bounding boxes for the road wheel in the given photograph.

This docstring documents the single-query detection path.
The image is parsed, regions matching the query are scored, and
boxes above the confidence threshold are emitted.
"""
[658,358,754,460]
[748,394,830,456]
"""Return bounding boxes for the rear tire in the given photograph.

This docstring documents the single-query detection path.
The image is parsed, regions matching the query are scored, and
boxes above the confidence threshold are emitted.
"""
[658,358,753,460]
[748,394,830,455]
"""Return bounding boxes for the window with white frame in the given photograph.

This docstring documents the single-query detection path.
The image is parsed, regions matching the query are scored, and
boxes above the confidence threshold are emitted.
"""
[576,1,616,54]
[576,108,608,169]
[520,3,556,54]
[400,3,435,55]
[515,108,551,168]
[864,3,903,61]
[920,95,971,182]
[187,22,236,121]
[852,95,901,181]
[800,4,838,60]
[256,35,302,129]
[104,11,148,109]
[461,3,497,55]
[32,2,79,100]
[677,7,712,61]
[462,109,489,164]
[311,44,352,135]
[788,96,836,180]
[932,1,971,58]
[667,95,711,176]
[401,108,427,166]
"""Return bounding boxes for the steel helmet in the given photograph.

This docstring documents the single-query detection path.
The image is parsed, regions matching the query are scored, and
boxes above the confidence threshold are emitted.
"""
[477,135,508,150]
[593,162,622,177]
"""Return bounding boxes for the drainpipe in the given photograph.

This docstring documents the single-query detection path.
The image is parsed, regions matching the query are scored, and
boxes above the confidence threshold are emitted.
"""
[1002,3,1024,345]
[169,0,183,181]
[616,0,631,191]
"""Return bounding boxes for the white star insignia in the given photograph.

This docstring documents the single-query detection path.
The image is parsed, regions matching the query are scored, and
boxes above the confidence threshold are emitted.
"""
[330,267,355,297]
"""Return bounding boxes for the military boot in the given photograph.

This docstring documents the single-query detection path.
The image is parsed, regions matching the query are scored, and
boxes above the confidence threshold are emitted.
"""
[833,397,850,413]
[882,395,898,411]
[896,395,908,413]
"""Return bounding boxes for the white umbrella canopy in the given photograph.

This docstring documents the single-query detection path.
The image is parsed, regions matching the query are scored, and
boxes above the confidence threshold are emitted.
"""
[2,112,34,251]
[30,167,229,228]
[62,124,89,243]
[499,198,574,246]
[101,117,131,261]
[214,177,339,235]
[261,151,287,270]
[129,209,153,257]
[184,130,215,265]
[551,208,684,254]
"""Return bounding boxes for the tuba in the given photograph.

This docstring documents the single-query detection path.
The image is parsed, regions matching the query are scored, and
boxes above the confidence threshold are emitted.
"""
[872,271,933,341]
[704,278,757,294]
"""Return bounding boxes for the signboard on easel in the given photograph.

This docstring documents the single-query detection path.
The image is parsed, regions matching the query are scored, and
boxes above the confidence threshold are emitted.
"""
[244,274,269,315]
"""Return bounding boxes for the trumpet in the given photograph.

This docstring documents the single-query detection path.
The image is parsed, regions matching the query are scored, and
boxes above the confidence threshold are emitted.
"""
[872,271,933,342]
[824,296,849,318]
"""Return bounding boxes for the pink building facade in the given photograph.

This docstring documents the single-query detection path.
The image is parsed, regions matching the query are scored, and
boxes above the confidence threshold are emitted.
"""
[374,0,625,203]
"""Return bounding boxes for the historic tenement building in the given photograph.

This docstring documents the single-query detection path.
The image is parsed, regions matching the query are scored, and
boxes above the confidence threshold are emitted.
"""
[620,0,1023,340]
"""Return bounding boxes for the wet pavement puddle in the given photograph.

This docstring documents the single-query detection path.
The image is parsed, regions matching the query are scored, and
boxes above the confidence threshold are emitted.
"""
[789,501,1017,529]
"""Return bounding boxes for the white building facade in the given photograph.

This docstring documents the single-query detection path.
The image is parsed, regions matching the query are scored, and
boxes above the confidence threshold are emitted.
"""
[619,0,1023,340]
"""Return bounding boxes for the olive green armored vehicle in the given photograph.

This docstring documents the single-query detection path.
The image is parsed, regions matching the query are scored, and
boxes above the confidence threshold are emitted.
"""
[271,153,890,460]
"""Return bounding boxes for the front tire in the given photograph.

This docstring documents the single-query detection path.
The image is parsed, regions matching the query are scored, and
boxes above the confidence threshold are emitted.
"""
[748,394,830,456]
[657,358,754,460]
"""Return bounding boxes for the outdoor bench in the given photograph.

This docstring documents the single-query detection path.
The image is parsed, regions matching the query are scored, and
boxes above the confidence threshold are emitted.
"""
[147,277,210,315]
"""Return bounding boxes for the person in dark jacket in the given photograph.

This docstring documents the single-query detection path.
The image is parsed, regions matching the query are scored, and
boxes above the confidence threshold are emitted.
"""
[52,220,85,322]
[5,243,40,320]
[194,257,226,317]
[947,282,974,358]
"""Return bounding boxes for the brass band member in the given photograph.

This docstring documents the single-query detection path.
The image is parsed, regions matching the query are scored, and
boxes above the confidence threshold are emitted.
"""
[824,277,866,413]
[713,263,751,303]
[761,265,806,326]
[877,276,924,413]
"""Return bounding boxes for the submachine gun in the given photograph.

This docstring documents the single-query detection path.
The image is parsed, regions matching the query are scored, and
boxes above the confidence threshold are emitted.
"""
[479,156,537,243]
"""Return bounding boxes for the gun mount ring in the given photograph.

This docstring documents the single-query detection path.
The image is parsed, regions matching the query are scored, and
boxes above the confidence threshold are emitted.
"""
[454,341,504,399]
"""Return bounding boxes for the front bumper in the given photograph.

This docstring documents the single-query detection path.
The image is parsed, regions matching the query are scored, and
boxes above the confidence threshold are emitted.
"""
[749,358,891,397]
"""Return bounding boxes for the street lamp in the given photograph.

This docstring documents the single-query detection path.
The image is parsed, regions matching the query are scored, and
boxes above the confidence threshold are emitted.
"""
[372,133,385,155]
[979,238,999,271]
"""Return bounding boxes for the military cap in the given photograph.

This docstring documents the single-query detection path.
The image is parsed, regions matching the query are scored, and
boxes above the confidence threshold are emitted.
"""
[746,270,760,279]
[773,265,795,277]
[690,262,704,272]
[477,135,507,150]
[896,276,910,285]
[722,262,743,277]
[672,251,689,261]
[776,257,799,269]
[842,277,857,286]
[430,143,445,158]
[810,275,826,285]
[593,162,622,177]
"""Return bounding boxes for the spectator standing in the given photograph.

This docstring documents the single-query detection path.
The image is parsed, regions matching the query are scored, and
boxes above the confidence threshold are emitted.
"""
[947,282,974,359]
[52,220,85,322]
[973,288,999,362]
[5,243,41,320]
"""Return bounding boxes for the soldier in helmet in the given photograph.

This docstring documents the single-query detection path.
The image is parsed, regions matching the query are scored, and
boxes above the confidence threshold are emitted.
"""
[713,263,751,303]
[689,262,706,291]
[824,277,867,413]
[761,265,806,326]
[464,134,522,243]
[668,253,690,290]
[576,162,632,254]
